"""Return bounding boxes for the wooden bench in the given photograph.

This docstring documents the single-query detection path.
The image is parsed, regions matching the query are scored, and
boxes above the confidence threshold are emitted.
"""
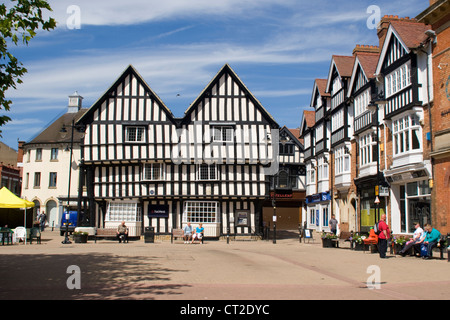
[171,228,185,243]
[409,235,447,259]
[94,228,123,243]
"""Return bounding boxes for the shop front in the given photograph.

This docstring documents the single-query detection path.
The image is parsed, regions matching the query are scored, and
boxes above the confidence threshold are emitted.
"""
[305,192,331,232]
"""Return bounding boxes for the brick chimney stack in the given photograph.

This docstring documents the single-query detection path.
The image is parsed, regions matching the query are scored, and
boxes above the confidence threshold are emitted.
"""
[352,44,380,56]
[377,15,419,47]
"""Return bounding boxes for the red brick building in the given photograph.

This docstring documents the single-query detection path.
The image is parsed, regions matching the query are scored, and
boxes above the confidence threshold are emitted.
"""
[417,0,450,234]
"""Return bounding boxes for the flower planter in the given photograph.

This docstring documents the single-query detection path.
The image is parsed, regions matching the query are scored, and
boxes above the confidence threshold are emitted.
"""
[322,238,332,248]
[354,242,366,251]
[393,243,404,255]
[73,233,88,243]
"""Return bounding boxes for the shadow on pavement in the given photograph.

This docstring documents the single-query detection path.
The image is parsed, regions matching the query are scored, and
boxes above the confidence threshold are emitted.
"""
[0,253,189,300]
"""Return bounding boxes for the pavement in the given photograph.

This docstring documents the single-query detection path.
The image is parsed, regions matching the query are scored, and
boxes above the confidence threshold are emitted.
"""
[0,230,449,303]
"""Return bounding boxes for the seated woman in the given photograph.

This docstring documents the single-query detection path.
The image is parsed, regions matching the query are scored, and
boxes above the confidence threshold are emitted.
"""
[191,223,204,244]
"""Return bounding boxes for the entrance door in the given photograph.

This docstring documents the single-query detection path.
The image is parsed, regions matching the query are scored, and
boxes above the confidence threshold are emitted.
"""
[46,200,58,228]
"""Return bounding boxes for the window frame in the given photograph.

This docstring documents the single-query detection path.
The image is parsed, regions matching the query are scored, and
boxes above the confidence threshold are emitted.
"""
[124,126,146,143]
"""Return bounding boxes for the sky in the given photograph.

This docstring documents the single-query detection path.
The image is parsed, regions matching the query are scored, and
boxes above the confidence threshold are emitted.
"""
[1,0,428,150]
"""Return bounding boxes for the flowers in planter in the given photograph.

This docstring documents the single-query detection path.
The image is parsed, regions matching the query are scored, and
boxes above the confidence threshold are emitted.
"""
[393,236,408,245]
[350,234,366,244]
[321,232,338,240]
[73,231,88,236]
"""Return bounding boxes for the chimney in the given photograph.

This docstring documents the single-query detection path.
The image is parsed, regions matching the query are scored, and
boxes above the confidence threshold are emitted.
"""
[68,91,83,113]
[353,44,380,56]
[17,141,25,164]
[377,15,420,48]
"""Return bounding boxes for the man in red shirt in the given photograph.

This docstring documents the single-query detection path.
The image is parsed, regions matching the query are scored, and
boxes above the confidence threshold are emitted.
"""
[377,214,390,258]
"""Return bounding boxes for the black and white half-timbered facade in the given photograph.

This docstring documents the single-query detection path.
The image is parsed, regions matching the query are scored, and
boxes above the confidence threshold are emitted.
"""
[263,126,306,231]
[375,19,434,234]
[348,47,388,233]
[76,64,280,238]
[301,80,333,232]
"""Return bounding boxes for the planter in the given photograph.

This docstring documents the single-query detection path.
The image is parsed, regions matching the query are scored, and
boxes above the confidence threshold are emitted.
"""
[393,243,404,255]
[73,233,88,243]
[354,242,366,251]
[322,238,332,248]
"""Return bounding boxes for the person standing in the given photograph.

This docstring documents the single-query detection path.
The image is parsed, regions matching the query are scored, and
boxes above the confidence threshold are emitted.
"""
[377,214,390,258]
[39,211,46,231]
[329,214,338,235]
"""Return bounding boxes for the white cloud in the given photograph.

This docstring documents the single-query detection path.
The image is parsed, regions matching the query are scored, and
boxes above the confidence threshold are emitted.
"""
[47,0,295,27]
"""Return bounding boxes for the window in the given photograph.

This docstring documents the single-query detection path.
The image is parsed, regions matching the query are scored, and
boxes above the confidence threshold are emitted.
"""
[315,123,324,141]
[317,157,328,181]
[106,202,142,222]
[50,148,58,161]
[197,164,217,180]
[212,126,233,142]
[393,114,421,155]
[359,133,377,166]
[25,173,29,189]
[49,172,57,188]
[386,62,411,97]
[35,148,42,161]
[323,207,329,227]
[34,172,41,188]
[331,109,344,132]
[142,163,164,181]
[183,201,219,223]
[354,89,371,118]
[400,181,431,233]
[125,126,146,142]
[335,146,350,174]
[307,163,315,185]
[279,143,294,155]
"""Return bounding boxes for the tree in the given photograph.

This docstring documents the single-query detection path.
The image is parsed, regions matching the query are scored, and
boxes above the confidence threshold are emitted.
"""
[0,0,56,136]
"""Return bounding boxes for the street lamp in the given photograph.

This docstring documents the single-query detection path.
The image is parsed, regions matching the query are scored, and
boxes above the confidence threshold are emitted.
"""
[60,119,86,244]
[368,90,387,223]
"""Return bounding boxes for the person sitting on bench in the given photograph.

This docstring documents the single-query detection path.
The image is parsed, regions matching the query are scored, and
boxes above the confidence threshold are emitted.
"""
[191,223,204,244]
[117,221,129,243]
[183,222,193,243]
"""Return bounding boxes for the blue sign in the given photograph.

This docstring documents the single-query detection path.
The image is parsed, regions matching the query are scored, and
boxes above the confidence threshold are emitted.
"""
[306,192,331,204]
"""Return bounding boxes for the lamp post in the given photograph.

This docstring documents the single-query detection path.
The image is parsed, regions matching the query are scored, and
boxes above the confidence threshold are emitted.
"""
[61,119,75,245]
[368,89,387,224]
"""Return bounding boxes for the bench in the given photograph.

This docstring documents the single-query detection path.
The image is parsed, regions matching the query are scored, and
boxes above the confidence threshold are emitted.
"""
[171,228,185,243]
[94,228,124,243]
[413,235,447,259]
[172,227,204,244]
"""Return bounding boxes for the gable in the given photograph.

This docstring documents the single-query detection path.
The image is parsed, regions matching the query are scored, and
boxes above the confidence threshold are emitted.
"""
[77,65,175,126]
[348,61,368,97]
[183,64,279,127]
[376,26,410,74]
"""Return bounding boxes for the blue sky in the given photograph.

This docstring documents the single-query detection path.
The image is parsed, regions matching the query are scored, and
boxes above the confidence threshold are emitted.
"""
[1,0,428,150]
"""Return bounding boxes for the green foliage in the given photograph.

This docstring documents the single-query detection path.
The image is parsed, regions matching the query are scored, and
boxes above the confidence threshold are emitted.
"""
[0,0,56,135]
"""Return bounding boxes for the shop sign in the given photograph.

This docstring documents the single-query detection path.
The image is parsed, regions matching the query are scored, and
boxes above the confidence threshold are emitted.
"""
[148,204,169,218]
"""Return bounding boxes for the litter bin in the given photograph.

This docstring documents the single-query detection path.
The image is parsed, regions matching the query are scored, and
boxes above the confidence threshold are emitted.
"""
[144,227,155,243]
